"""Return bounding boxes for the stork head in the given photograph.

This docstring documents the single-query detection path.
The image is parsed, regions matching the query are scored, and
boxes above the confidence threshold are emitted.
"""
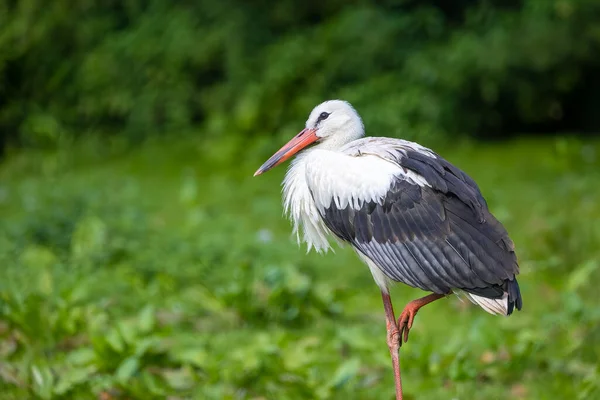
[305,100,365,144]
[254,100,364,176]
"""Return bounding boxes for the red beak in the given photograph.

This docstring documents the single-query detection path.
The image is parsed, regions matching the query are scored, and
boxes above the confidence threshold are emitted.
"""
[253,128,319,176]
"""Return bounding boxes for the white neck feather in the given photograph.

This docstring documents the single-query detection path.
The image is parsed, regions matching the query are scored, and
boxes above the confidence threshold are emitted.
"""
[282,149,334,253]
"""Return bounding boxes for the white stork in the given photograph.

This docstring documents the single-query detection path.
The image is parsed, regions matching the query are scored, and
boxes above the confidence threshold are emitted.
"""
[254,100,522,400]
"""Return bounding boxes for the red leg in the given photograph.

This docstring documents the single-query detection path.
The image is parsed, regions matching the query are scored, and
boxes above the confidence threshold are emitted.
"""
[398,293,446,344]
[381,291,403,400]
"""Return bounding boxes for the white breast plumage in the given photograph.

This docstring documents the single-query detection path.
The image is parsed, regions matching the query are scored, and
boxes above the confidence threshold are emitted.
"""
[282,150,333,252]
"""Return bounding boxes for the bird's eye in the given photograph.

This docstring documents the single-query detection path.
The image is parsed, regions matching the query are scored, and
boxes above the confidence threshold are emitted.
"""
[317,112,330,123]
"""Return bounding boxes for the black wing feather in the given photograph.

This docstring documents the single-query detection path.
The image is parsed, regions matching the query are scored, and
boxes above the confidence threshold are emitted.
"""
[319,149,522,314]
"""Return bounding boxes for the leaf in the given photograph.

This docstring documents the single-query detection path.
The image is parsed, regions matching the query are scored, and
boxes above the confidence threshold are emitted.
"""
[327,358,360,389]
[137,305,156,333]
[567,259,599,292]
[170,348,208,368]
[162,366,195,391]
[133,337,160,358]
[105,329,125,353]
[116,357,139,383]
[30,365,55,400]
[117,320,138,345]
[66,347,96,366]
[54,366,97,395]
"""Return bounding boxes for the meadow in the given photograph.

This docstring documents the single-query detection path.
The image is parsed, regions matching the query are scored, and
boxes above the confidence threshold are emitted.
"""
[0,135,599,399]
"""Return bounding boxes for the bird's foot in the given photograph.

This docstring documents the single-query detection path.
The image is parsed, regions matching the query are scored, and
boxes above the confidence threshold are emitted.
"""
[397,304,418,345]
[397,293,447,345]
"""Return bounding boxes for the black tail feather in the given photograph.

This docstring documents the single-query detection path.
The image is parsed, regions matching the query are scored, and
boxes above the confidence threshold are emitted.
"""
[506,278,523,315]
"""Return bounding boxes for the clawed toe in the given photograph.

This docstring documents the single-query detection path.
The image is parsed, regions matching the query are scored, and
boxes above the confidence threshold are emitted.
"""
[397,309,416,344]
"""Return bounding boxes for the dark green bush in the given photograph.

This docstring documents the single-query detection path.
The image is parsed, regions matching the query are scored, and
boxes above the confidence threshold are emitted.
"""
[1,0,600,154]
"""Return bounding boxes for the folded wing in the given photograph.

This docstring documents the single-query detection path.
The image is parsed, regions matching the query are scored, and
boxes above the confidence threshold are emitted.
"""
[319,138,522,314]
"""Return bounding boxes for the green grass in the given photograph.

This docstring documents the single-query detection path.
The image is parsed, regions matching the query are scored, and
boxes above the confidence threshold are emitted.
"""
[0,136,599,399]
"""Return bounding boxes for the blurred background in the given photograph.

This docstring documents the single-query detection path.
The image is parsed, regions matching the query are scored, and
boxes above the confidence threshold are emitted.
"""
[0,1,599,399]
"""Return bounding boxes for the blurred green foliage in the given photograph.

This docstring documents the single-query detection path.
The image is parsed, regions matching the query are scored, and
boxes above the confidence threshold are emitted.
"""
[1,0,600,153]
[0,136,599,399]
[2,1,600,399]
